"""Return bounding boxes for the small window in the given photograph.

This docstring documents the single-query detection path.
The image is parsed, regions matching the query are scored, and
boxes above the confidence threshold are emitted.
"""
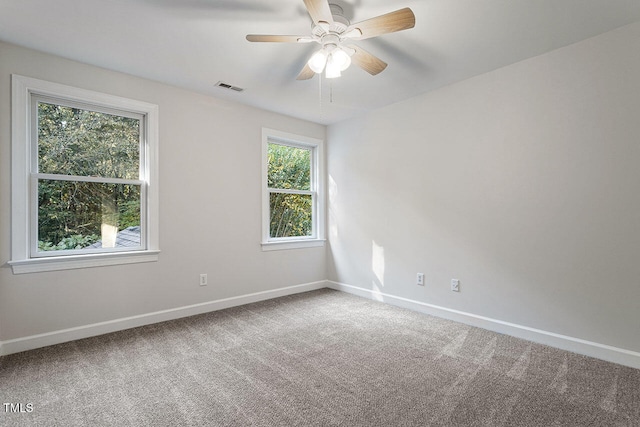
[10,75,159,273]
[262,129,324,250]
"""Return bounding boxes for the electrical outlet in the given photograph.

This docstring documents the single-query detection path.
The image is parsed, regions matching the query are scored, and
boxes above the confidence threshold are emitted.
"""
[451,279,460,292]
[417,273,424,286]
[199,274,208,286]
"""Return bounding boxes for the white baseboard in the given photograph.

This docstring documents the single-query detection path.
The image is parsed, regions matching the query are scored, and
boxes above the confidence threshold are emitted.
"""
[0,280,328,356]
[327,281,640,370]
[4,280,639,370]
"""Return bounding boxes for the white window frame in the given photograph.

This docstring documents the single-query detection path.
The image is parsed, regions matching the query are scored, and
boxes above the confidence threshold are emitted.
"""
[9,75,160,274]
[261,128,325,251]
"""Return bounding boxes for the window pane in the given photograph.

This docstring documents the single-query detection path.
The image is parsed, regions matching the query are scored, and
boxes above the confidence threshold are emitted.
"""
[268,143,311,191]
[37,102,140,179]
[270,192,312,238]
[37,179,141,252]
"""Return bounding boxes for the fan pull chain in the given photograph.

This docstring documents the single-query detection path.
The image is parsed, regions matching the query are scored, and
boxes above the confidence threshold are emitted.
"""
[330,80,333,103]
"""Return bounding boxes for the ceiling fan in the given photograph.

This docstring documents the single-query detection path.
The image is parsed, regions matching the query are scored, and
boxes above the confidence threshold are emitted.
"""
[246,0,415,80]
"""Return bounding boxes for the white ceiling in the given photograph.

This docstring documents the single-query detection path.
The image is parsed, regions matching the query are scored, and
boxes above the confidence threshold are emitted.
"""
[1,0,640,124]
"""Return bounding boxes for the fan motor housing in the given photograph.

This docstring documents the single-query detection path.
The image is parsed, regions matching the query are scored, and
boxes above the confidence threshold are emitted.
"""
[312,3,350,36]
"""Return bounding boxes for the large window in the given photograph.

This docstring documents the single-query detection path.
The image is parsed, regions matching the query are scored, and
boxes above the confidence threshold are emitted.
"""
[262,129,324,250]
[10,75,159,273]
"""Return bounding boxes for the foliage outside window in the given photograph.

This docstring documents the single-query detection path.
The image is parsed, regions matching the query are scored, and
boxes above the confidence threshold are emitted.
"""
[10,75,159,274]
[262,129,324,250]
[36,100,144,254]
[268,143,313,238]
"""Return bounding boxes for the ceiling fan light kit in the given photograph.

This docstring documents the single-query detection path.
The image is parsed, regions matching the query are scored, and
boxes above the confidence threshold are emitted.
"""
[246,0,415,80]
[320,49,350,78]
[309,43,352,78]
[308,50,328,73]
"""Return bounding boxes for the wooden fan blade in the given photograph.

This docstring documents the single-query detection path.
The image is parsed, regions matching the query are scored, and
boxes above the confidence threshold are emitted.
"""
[296,63,316,80]
[347,45,387,75]
[246,34,307,43]
[347,7,415,40]
[303,0,334,26]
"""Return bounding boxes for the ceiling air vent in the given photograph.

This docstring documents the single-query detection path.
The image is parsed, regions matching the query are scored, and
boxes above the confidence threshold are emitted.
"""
[214,81,244,92]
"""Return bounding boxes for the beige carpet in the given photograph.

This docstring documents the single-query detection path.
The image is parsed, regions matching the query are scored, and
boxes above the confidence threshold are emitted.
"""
[1,289,639,426]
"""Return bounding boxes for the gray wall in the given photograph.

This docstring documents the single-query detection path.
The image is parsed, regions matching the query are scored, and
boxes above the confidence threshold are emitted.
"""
[327,21,640,353]
[0,41,326,341]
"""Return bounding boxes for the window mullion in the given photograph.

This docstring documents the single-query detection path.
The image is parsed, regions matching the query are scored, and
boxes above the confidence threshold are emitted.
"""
[34,173,143,186]
[268,188,313,196]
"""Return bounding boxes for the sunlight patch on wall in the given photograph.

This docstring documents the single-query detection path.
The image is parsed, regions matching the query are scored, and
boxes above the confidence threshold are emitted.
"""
[372,240,385,292]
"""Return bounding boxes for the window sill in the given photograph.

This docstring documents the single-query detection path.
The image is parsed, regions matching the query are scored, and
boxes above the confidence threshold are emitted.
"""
[8,250,160,274]
[261,239,325,251]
